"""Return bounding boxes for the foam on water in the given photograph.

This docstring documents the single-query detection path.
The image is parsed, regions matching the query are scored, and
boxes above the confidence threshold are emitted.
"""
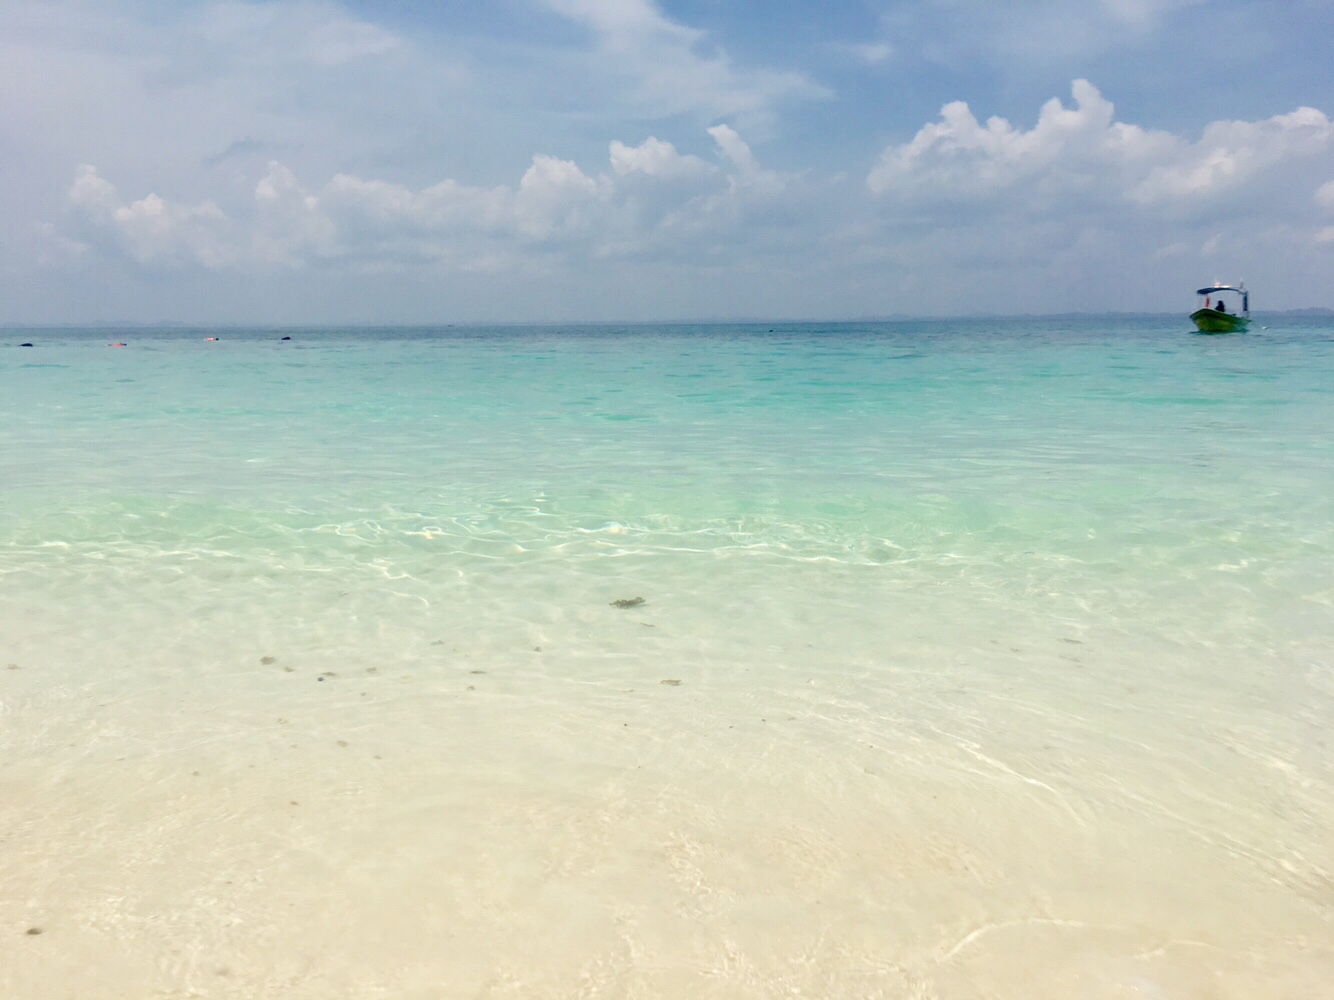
[2,319,1331,997]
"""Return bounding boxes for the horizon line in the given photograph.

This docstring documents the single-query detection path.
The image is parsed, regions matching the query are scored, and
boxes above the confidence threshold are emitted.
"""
[5,307,1333,330]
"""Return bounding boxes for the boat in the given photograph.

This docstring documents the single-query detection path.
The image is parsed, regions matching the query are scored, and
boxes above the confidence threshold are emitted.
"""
[1190,283,1250,333]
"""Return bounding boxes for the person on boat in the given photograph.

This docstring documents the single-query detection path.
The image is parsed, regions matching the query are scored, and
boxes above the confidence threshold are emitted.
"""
[1217,300,1227,313]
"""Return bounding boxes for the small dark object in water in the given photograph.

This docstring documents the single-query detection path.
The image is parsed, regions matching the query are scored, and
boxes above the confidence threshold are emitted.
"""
[26,927,42,935]
[660,679,681,686]
[20,342,33,347]
[610,597,646,608]
[260,656,276,664]
[280,336,291,341]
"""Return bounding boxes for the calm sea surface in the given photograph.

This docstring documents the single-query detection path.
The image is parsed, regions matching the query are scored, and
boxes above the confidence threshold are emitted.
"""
[2,318,1332,998]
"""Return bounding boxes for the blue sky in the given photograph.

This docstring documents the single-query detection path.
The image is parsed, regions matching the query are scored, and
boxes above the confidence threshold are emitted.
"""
[2,0,1331,323]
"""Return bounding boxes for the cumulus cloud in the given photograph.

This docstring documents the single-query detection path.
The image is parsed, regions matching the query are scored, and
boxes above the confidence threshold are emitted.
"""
[1318,179,1334,211]
[57,78,1334,295]
[244,157,605,267]
[64,165,235,268]
[868,80,1333,226]
[59,127,802,273]
[1130,107,1332,203]
[853,80,1334,311]
[706,124,785,196]
[609,136,711,179]
[868,80,1128,203]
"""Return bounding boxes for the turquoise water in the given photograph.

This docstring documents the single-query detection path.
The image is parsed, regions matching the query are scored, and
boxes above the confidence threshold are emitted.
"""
[2,318,1332,998]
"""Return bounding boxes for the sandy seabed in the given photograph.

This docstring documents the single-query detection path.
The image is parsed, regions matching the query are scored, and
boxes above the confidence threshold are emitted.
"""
[3,582,1331,1000]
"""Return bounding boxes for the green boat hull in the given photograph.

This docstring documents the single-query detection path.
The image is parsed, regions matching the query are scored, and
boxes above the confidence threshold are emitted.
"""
[1191,308,1249,333]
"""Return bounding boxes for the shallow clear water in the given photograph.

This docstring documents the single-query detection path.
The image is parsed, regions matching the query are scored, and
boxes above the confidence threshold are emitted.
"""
[2,318,1332,998]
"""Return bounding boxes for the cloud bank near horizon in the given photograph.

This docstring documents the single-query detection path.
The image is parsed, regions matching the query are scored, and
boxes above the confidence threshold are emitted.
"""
[54,83,1333,285]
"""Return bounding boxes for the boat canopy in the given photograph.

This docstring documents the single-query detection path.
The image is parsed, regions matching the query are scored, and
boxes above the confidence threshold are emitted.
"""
[1196,284,1249,313]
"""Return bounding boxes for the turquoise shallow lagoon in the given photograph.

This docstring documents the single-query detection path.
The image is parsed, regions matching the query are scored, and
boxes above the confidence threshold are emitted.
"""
[2,318,1332,997]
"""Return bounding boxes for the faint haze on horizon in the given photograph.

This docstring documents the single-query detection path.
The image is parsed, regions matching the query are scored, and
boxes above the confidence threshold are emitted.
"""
[1,0,1331,324]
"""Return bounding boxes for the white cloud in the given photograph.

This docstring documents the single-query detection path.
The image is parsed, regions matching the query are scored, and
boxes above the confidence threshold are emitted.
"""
[851,42,894,65]
[854,81,1333,311]
[824,40,894,67]
[67,164,122,216]
[868,80,1334,220]
[60,126,802,273]
[544,0,698,49]
[877,0,1210,69]
[707,125,760,176]
[1311,179,1334,211]
[1317,177,1334,245]
[609,137,711,179]
[300,17,400,65]
[252,162,339,265]
[66,165,235,268]
[867,79,1128,201]
[701,125,786,201]
[703,126,753,180]
[514,155,605,240]
[185,1,401,70]
[1130,107,1332,203]
[23,14,1334,326]
[0,2,459,198]
[539,0,826,126]
[56,78,1334,306]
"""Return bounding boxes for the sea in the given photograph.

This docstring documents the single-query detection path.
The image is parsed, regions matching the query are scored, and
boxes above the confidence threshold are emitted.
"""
[2,317,1331,999]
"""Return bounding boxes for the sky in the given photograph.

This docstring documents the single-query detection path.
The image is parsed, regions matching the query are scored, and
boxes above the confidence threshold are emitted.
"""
[2,0,1331,323]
